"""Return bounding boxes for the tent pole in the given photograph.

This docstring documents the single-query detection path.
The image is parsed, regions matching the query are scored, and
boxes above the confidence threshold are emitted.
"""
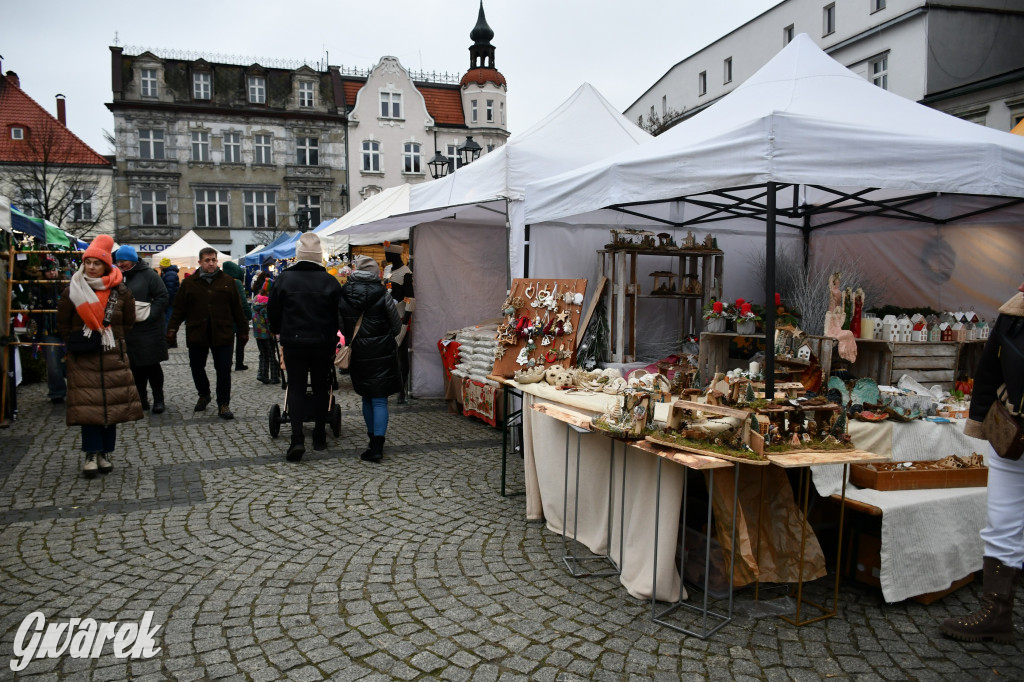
[505,201,512,291]
[765,182,777,400]
[523,224,531,278]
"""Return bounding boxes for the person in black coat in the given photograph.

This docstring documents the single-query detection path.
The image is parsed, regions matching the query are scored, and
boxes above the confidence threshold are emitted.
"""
[385,245,414,403]
[267,233,342,461]
[339,254,403,463]
[115,246,170,414]
[942,283,1024,644]
[159,258,180,326]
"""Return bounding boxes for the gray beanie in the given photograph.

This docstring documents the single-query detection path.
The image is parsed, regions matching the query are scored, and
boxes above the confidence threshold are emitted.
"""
[294,233,322,264]
[352,255,380,274]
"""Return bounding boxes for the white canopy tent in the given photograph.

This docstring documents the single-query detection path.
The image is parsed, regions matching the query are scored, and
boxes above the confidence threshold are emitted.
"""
[332,83,653,398]
[149,230,232,270]
[522,34,1024,378]
[319,184,411,255]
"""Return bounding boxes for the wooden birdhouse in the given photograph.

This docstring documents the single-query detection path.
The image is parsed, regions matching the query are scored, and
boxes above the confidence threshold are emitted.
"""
[897,315,912,343]
[912,321,927,342]
[797,343,812,361]
[882,315,898,342]
[952,321,966,342]
[966,321,977,341]
[928,323,942,343]
[977,320,990,340]
[940,322,953,342]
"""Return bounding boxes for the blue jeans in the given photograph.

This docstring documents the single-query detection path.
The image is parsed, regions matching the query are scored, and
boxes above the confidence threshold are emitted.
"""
[81,424,116,453]
[362,396,389,437]
[41,335,66,399]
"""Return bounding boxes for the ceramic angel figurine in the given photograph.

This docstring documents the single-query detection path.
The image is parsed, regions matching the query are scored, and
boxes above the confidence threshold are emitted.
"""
[824,272,858,362]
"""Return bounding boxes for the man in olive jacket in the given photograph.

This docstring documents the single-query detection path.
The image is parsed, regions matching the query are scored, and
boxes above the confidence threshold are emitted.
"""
[167,248,248,419]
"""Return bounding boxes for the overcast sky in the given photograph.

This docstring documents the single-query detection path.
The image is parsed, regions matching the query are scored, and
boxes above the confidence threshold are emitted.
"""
[4,0,781,154]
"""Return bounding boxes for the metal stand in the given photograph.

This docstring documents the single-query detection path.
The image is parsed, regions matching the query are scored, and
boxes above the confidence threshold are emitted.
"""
[500,383,524,497]
[651,459,739,639]
[561,423,621,578]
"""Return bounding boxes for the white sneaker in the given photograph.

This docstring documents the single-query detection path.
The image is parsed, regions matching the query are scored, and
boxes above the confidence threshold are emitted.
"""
[97,453,113,474]
[83,453,99,478]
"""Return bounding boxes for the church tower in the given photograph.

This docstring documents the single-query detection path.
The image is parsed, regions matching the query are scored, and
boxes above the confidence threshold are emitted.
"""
[460,1,508,137]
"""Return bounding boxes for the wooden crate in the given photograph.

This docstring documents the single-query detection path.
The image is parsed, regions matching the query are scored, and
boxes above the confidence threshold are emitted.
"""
[850,340,959,390]
[850,461,988,491]
[697,332,834,382]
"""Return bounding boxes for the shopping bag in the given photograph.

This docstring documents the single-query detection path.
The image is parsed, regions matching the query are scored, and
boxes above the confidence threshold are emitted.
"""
[982,398,1024,460]
[335,345,351,370]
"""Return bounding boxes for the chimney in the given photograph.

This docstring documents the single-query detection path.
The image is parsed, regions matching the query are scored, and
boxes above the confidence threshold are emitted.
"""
[5,71,20,88]
[56,94,66,125]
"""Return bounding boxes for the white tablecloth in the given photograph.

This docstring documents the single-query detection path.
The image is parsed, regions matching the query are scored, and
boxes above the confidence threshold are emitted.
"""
[811,420,990,602]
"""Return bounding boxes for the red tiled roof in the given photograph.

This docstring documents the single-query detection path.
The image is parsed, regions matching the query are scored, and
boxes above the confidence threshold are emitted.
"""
[0,75,109,166]
[341,81,363,108]
[459,68,506,88]
[420,87,465,126]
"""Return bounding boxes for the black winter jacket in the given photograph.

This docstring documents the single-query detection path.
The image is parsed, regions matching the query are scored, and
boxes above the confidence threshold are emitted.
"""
[267,261,342,349]
[970,292,1024,424]
[121,260,169,366]
[339,271,403,398]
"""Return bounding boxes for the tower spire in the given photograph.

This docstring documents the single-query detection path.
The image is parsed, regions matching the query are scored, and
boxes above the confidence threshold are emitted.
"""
[468,1,495,69]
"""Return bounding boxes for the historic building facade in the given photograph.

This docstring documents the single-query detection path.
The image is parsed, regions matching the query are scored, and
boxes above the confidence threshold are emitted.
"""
[627,0,1024,135]
[0,62,114,239]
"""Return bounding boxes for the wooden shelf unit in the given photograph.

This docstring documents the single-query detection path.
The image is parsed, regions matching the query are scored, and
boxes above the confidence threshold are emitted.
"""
[849,339,982,390]
[599,246,723,363]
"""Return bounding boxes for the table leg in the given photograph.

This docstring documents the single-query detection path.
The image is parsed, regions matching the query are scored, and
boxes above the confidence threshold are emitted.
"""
[561,422,618,578]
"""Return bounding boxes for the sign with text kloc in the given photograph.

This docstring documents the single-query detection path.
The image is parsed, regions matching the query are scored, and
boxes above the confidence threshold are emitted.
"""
[134,244,174,253]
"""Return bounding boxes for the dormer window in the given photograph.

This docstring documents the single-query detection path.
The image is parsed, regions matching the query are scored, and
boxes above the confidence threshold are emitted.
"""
[380,91,402,119]
[140,68,158,97]
[11,127,24,140]
[248,76,266,104]
[193,72,211,100]
[299,81,315,107]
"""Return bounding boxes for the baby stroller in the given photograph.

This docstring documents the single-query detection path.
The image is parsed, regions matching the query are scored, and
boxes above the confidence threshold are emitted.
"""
[268,343,342,439]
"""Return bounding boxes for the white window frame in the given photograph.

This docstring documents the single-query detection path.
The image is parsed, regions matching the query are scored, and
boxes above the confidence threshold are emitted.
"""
[248,76,266,104]
[223,132,241,163]
[870,54,888,90]
[72,190,93,222]
[698,71,707,97]
[724,57,733,84]
[379,91,402,119]
[140,189,168,226]
[298,81,315,108]
[471,99,478,123]
[253,134,273,165]
[243,190,276,228]
[446,143,459,171]
[11,127,24,140]
[193,72,211,100]
[500,101,505,125]
[20,189,43,218]
[296,137,319,166]
[140,68,157,97]
[139,129,165,160]
[823,3,836,36]
[403,142,423,174]
[191,131,210,162]
[486,99,494,123]
[296,195,321,227]
[784,24,795,46]
[195,189,230,227]
[361,140,381,172]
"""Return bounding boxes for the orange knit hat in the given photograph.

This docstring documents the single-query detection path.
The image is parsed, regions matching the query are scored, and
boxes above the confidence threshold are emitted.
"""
[83,234,115,268]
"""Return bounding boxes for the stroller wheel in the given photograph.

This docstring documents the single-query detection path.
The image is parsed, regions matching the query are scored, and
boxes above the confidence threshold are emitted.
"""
[330,402,341,437]
[269,403,282,438]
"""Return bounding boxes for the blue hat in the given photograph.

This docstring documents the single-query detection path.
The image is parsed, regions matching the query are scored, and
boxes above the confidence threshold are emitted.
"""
[114,245,138,262]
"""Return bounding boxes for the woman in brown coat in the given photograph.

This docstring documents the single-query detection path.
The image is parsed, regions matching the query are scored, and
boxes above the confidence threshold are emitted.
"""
[56,235,144,478]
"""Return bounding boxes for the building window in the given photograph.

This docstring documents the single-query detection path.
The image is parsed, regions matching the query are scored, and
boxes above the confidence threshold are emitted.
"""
[193,72,211,100]
[380,91,402,119]
[296,137,319,166]
[195,189,229,227]
[139,129,165,160]
[724,57,733,84]
[140,68,157,97]
[698,71,707,96]
[471,99,478,123]
[299,81,315,107]
[248,76,266,104]
[243,190,276,228]
[784,24,795,45]
[72,190,93,222]
[500,102,505,125]
[20,189,43,217]
[403,142,422,174]
[446,143,459,171]
[191,131,210,161]
[362,140,381,172]
[141,190,168,226]
[486,99,494,122]
[871,0,886,12]
[823,4,836,36]
[870,54,888,90]
[223,132,241,163]
[253,134,272,164]
[296,195,321,227]
[11,127,24,140]
[661,96,667,116]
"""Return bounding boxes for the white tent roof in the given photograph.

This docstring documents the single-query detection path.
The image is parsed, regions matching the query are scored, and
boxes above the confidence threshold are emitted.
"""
[524,34,1024,225]
[150,230,231,269]
[319,184,411,254]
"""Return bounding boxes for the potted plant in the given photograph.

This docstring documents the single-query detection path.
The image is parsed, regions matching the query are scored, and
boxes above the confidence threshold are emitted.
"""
[735,301,761,335]
[702,298,732,333]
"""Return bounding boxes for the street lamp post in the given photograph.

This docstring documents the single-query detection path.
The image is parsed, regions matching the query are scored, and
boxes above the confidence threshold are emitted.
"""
[457,136,482,167]
[428,150,450,179]
[295,207,311,232]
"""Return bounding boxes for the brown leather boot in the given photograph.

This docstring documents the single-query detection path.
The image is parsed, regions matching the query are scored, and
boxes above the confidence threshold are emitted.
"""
[940,556,1019,643]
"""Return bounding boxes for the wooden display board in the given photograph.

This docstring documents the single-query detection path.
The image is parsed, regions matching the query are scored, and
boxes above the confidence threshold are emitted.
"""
[492,278,588,378]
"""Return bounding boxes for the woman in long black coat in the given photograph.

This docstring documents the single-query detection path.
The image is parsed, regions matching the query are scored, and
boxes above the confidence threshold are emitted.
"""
[115,246,170,413]
[338,255,403,463]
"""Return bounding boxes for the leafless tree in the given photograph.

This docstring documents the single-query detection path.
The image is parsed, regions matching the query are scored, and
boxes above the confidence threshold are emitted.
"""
[0,117,113,241]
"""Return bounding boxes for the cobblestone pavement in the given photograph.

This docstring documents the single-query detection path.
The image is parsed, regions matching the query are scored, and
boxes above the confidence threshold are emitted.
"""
[1,342,1022,681]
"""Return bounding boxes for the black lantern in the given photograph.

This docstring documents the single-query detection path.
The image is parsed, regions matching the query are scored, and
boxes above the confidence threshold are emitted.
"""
[458,136,482,166]
[428,150,450,179]
[295,207,312,232]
